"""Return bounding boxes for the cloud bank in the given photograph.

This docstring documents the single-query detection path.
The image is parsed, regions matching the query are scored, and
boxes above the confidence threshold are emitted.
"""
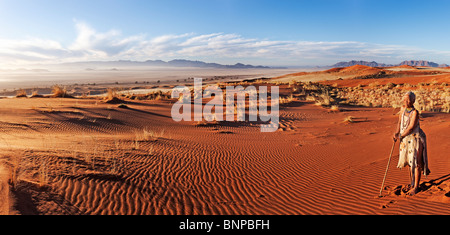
[1,21,449,67]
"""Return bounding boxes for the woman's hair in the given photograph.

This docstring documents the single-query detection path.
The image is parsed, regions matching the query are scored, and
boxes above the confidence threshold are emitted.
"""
[404,91,416,104]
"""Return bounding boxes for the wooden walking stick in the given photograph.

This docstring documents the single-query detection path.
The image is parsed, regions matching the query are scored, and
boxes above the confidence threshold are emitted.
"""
[379,139,397,197]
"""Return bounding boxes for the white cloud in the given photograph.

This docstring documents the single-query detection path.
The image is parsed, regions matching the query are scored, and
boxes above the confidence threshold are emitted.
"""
[69,21,145,59]
[0,38,71,62]
[0,21,449,66]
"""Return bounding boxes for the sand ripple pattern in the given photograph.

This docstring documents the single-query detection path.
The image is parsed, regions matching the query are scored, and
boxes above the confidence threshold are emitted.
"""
[2,99,450,215]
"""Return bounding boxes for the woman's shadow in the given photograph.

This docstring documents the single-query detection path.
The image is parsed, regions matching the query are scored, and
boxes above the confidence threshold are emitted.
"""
[420,173,450,195]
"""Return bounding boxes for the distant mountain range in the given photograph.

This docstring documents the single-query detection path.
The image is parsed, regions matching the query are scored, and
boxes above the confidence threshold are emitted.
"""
[332,60,449,68]
[398,60,449,67]
[63,59,283,69]
[59,59,448,70]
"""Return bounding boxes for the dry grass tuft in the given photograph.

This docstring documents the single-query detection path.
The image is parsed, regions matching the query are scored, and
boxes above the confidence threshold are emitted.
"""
[104,88,124,104]
[38,159,49,188]
[343,116,354,123]
[30,90,43,98]
[7,155,22,188]
[51,85,71,98]
[279,94,295,105]
[329,105,340,112]
[15,89,28,98]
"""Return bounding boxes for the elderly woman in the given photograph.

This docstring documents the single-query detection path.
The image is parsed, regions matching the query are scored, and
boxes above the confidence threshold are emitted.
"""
[393,91,430,195]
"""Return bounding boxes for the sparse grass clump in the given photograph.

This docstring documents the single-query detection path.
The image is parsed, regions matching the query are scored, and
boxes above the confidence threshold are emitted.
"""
[7,154,22,188]
[279,94,295,105]
[16,89,28,98]
[314,93,332,106]
[6,151,51,189]
[38,159,49,188]
[343,116,354,123]
[51,85,71,98]
[30,90,43,98]
[104,88,124,104]
[134,127,166,146]
[330,105,340,112]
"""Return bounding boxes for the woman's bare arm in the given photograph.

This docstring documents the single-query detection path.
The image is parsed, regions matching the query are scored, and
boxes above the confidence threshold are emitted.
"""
[393,107,403,141]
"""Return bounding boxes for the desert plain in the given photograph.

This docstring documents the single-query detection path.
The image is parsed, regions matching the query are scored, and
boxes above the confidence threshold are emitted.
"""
[0,65,449,215]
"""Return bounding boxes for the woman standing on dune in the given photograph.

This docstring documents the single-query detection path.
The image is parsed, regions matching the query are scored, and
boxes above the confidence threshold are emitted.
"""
[393,91,430,196]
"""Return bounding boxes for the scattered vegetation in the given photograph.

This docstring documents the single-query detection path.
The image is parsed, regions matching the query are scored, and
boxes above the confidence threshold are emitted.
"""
[336,83,450,113]
[123,90,171,101]
[287,81,339,109]
[280,80,449,113]
[4,129,164,191]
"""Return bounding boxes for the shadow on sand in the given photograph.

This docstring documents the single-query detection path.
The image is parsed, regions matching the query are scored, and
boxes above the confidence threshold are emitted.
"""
[420,173,450,192]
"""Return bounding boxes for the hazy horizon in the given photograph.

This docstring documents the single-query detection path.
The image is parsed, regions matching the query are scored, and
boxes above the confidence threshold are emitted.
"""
[0,66,302,90]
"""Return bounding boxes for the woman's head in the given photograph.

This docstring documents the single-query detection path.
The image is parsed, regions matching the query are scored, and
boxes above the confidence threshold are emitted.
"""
[403,91,416,108]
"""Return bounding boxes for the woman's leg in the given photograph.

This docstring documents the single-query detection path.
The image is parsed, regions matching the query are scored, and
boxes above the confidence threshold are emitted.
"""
[409,143,424,195]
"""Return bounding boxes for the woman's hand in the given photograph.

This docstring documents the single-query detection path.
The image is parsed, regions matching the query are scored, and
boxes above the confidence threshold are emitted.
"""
[393,132,400,142]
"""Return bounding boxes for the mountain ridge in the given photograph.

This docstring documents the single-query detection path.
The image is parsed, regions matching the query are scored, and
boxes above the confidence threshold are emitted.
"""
[333,60,449,68]
[61,59,284,69]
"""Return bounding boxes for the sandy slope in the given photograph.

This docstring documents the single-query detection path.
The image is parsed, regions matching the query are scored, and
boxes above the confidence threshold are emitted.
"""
[0,94,449,215]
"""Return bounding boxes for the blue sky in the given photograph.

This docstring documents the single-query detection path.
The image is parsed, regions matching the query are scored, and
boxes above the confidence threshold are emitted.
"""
[1,0,450,66]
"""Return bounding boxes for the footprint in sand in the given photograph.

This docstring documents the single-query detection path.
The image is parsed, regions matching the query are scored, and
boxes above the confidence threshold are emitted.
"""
[380,200,397,209]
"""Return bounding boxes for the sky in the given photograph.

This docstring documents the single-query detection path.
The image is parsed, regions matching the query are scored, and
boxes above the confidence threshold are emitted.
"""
[1,0,450,67]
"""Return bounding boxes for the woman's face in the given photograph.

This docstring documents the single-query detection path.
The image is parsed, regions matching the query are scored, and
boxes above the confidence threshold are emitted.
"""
[403,95,413,108]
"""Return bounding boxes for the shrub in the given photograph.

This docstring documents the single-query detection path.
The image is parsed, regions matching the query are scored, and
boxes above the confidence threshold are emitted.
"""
[15,89,27,98]
[51,85,72,98]
[330,105,340,112]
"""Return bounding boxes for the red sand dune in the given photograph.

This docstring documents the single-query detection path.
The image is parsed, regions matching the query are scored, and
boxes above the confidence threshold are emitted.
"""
[276,72,308,79]
[0,92,449,214]
[339,64,383,74]
[322,65,383,77]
